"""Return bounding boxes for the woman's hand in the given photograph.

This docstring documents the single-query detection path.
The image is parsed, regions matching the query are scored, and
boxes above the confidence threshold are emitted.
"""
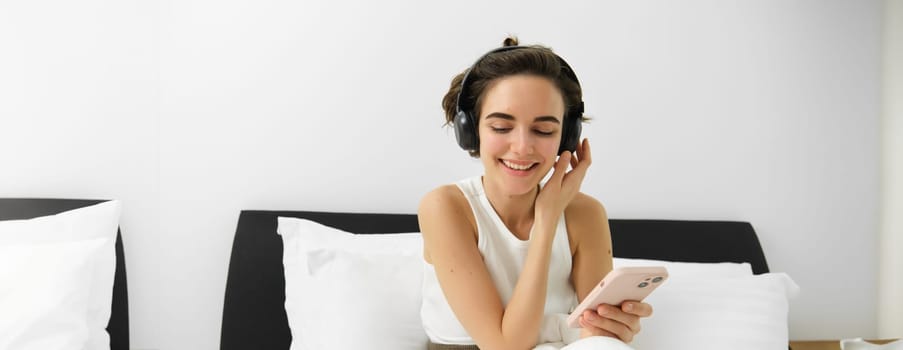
[578,301,653,343]
[534,138,592,226]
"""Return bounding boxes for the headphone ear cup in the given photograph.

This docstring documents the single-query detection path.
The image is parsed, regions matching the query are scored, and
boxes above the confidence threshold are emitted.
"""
[454,110,479,151]
[558,115,582,154]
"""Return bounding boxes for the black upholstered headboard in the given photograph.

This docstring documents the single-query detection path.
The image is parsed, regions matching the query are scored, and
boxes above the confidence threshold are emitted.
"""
[0,198,130,350]
[220,210,768,350]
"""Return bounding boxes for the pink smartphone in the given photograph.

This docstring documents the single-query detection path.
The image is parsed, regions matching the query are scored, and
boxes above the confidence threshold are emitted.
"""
[567,266,669,328]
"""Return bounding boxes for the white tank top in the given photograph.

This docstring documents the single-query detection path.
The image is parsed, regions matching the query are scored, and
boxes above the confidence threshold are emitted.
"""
[421,176,578,345]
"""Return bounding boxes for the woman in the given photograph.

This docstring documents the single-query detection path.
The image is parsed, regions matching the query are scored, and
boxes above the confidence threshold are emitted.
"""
[418,37,653,350]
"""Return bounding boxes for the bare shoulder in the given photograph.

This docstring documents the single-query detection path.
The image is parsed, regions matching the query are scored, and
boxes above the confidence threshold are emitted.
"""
[565,192,608,224]
[564,192,610,253]
[418,184,477,262]
[418,184,472,225]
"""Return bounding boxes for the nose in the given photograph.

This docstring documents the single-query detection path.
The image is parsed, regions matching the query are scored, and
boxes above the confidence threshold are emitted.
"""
[510,128,535,155]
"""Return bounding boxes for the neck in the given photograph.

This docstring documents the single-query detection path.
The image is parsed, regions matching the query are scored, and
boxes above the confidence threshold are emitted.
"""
[481,176,538,236]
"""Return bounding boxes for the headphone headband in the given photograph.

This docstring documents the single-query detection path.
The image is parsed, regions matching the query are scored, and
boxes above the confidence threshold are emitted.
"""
[455,46,584,118]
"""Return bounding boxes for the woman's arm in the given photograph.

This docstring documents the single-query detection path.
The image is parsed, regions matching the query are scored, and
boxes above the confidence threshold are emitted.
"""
[419,186,557,350]
[567,193,613,304]
[566,194,617,339]
[568,194,653,343]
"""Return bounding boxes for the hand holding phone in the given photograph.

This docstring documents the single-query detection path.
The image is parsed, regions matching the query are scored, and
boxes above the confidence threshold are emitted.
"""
[567,266,668,328]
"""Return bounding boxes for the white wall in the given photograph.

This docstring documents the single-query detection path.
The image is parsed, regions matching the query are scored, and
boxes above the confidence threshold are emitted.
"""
[880,0,903,339]
[0,0,883,348]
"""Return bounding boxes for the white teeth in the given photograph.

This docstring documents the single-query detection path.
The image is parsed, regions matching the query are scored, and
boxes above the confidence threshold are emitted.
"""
[502,160,534,171]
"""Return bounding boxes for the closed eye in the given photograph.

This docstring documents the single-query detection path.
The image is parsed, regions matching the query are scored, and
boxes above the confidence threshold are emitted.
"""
[534,129,555,136]
[491,127,512,134]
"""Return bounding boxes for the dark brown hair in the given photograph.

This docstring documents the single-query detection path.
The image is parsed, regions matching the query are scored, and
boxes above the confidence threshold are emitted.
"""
[442,36,587,157]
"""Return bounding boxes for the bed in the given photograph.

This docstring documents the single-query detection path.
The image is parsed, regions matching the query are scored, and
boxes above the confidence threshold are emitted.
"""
[220,209,771,350]
[0,198,130,350]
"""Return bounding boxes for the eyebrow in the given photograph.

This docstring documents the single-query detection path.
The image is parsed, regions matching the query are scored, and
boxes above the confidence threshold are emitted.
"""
[484,112,561,124]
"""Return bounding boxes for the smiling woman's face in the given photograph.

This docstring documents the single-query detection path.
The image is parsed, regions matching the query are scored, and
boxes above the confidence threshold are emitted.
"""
[478,74,566,196]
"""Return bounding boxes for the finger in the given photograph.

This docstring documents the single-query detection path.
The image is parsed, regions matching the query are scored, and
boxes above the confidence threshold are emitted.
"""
[564,139,592,179]
[622,301,653,317]
[570,145,579,170]
[560,162,590,193]
[579,316,617,338]
[577,138,592,169]
[597,304,641,334]
[566,139,584,170]
[583,309,634,342]
[550,151,571,183]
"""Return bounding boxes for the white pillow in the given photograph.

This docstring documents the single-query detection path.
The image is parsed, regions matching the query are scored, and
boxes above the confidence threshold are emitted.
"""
[613,257,753,280]
[277,217,427,350]
[630,272,800,350]
[0,200,121,350]
[0,238,108,350]
[277,216,781,350]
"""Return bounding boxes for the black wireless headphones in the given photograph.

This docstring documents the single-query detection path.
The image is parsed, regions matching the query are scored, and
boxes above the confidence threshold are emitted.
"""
[453,45,584,155]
